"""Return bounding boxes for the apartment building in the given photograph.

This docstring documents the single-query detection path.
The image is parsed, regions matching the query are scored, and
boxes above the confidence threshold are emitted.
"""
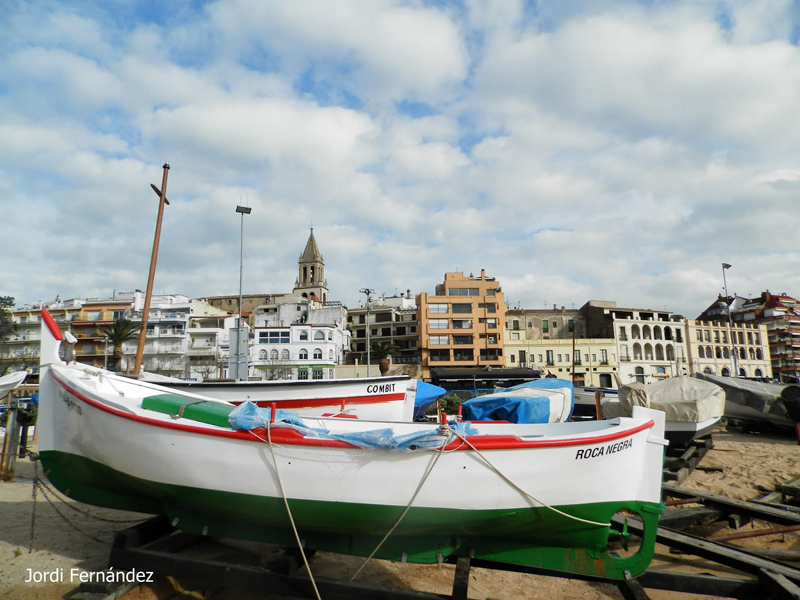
[416,270,505,379]
[1,298,85,376]
[346,292,418,369]
[251,297,350,380]
[686,317,771,379]
[698,291,797,382]
[583,300,688,385]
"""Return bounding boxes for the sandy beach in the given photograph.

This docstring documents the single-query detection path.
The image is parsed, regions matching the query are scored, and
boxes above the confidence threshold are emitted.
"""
[1,427,798,600]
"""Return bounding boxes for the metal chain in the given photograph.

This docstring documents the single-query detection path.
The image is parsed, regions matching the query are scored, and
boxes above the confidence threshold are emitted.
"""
[35,478,147,524]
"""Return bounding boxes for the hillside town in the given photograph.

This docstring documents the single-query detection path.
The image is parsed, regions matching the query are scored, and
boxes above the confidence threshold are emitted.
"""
[3,230,798,389]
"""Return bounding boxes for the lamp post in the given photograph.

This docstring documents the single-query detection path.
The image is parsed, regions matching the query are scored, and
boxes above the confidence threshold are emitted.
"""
[721,262,739,378]
[232,204,251,381]
[359,288,375,377]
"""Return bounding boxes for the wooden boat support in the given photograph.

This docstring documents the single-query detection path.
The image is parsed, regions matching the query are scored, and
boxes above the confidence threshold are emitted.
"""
[105,502,800,600]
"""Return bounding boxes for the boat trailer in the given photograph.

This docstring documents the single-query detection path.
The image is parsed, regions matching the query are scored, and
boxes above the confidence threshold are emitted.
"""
[101,483,800,600]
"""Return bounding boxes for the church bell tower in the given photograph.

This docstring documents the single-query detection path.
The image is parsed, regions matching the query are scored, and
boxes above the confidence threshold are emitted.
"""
[293,228,328,303]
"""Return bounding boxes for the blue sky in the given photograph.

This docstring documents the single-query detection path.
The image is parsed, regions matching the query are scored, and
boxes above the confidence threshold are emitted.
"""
[2,0,800,317]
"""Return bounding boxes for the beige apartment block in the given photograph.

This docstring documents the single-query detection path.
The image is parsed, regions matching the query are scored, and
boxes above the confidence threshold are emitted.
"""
[686,319,772,379]
[416,270,505,379]
[503,334,618,388]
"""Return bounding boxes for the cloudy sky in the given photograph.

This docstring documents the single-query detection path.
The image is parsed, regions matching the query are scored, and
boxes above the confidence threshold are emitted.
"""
[2,0,799,317]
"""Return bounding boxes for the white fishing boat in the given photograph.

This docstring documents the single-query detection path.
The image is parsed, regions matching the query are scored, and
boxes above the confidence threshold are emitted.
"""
[460,378,574,424]
[155,375,420,422]
[37,308,667,580]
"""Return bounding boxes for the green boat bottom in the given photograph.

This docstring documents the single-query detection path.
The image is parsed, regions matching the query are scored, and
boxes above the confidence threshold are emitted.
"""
[40,450,664,580]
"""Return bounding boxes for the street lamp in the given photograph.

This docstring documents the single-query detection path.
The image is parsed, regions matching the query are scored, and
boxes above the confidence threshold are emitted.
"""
[232,204,252,381]
[721,262,739,378]
[359,288,375,377]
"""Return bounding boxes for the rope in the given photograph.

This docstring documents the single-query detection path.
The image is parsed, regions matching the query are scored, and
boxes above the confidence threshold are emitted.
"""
[266,423,322,600]
[450,430,610,528]
[29,460,38,553]
[349,436,450,581]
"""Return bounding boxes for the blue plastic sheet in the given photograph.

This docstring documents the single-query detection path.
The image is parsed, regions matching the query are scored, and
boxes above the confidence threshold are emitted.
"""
[413,380,446,420]
[229,401,479,450]
[460,379,574,424]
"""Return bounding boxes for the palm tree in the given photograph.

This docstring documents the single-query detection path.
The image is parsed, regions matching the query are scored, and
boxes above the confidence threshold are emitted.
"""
[97,318,141,372]
[371,341,400,376]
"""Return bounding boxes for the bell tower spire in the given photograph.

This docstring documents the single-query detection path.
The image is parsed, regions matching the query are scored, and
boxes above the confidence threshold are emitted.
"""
[293,228,328,302]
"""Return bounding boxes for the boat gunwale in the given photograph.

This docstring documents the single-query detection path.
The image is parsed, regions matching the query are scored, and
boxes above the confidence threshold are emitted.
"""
[48,367,655,451]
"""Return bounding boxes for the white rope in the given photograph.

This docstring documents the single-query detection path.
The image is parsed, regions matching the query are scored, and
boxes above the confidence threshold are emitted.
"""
[349,436,451,581]
[266,424,322,600]
[450,430,610,528]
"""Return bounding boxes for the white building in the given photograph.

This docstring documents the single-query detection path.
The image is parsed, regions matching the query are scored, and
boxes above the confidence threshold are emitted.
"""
[251,297,350,380]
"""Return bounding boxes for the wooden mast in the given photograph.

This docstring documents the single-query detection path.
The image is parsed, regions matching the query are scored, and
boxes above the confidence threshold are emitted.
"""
[134,163,170,376]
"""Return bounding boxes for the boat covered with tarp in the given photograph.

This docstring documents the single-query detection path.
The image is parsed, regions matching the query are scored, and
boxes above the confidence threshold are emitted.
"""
[601,376,725,445]
[460,378,574,424]
[692,372,800,441]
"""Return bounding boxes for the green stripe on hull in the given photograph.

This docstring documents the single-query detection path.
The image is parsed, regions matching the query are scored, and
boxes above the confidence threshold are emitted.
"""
[39,450,662,579]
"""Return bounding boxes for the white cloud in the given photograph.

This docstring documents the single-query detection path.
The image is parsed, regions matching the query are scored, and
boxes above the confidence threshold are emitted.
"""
[2,0,800,319]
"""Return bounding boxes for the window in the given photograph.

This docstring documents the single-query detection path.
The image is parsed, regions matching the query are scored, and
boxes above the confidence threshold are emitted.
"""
[512,319,520,330]
[429,319,448,329]
[270,349,278,360]
[263,331,290,344]
[568,320,574,332]
[480,349,501,360]
[259,350,267,359]
[453,335,473,345]
[452,303,472,313]
[396,326,406,335]
[281,349,290,360]
[600,349,608,364]
[299,348,308,359]
[546,350,554,365]
[328,332,333,340]
[511,332,520,340]
[297,369,309,380]
[313,348,322,359]
[314,331,325,340]
[329,349,334,359]
[452,319,472,329]
[381,327,391,336]
[479,303,497,313]
[448,288,479,296]
[429,304,448,314]
[542,321,549,333]
[479,318,497,329]
[429,335,449,345]
[313,369,323,380]
[486,288,496,296]
[429,349,450,361]
[299,330,309,341]
[453,348,474,361]
[552,321,557,329]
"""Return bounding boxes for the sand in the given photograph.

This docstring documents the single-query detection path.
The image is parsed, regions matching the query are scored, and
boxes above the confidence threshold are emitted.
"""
[1,428,798,600]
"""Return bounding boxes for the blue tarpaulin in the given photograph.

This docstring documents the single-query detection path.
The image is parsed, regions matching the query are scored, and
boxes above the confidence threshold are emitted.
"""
[228,401,478,450]
[460,379,574,424]
[413,380,446,420]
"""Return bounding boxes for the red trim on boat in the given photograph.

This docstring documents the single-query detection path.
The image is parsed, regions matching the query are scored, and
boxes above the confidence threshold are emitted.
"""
[41,308,63,341]
[245,394,406,408]
[49,369,654,451]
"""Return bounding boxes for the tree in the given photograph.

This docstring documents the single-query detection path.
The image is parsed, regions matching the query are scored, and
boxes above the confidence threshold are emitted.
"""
[0,296,16,344]
[371,340,400,376]
[97,318,141,372]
